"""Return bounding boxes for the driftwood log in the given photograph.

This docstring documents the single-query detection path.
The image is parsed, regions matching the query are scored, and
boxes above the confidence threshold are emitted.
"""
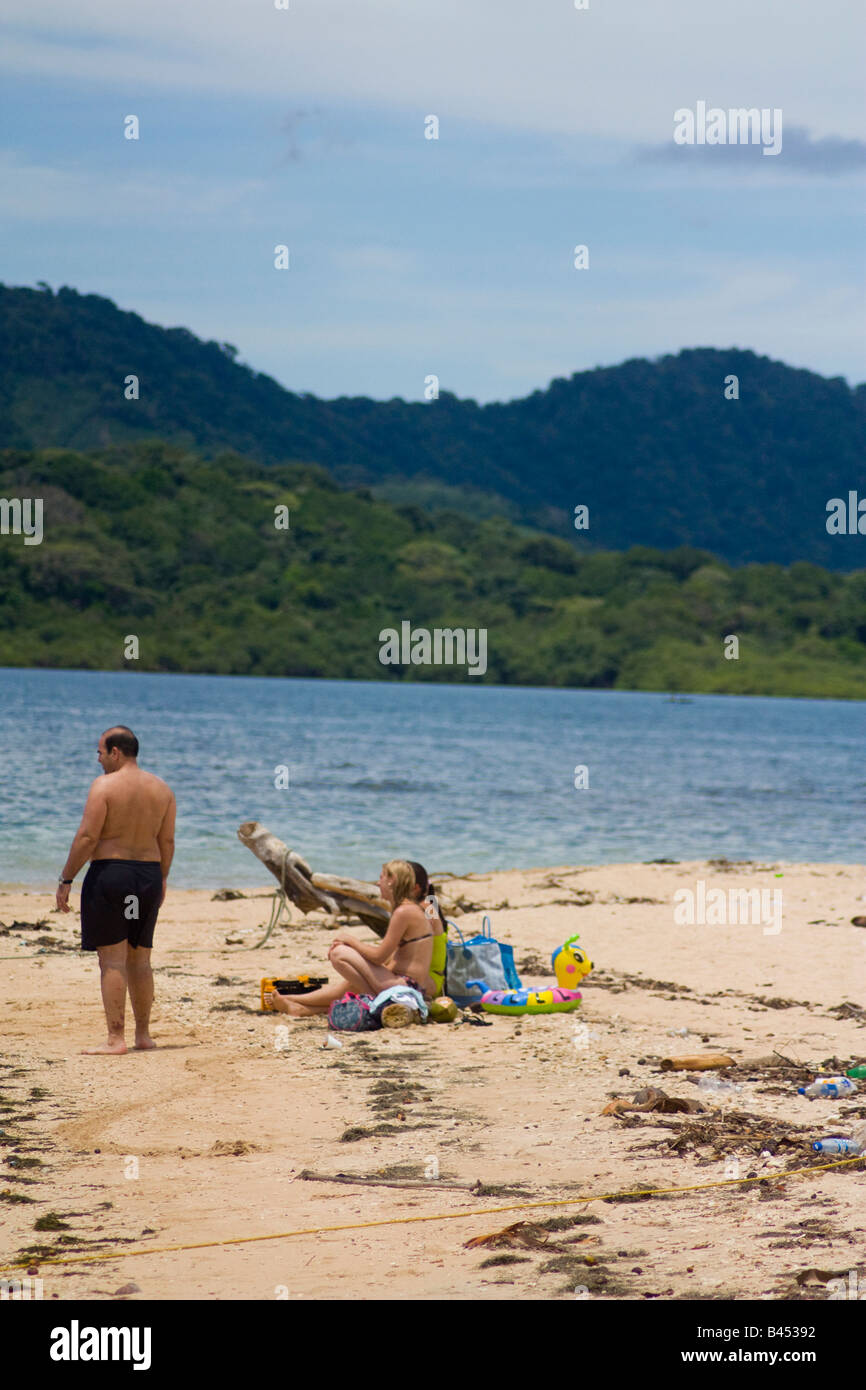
[237,821,391,935]
[660,1053,735,1072]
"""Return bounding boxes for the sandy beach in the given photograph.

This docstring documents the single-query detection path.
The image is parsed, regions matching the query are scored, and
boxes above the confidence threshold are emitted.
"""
[1,859,864,1302]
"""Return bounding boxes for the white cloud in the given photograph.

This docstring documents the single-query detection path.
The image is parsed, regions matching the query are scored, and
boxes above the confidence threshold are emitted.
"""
[1,0,863,143]
[0,150,269,223]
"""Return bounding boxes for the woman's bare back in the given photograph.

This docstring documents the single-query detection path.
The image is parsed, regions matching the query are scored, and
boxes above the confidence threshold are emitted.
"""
[390,900,442,991]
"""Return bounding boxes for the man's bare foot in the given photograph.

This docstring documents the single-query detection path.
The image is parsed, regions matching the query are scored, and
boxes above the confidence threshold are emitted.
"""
[81,1038,127,1055]
[134,1036,157,1050]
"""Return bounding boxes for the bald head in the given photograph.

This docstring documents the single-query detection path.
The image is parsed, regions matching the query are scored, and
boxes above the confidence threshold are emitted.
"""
[102,726,139,759]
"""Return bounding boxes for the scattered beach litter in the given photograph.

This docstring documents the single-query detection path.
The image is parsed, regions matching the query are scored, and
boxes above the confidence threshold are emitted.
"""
[827,1002,866,1023]
[798,1077,858,1100]
[602,1087,706,1116]
[798,1267,858,1285]
[662,1112,819,1161]
[660,1053,735,1071]
[811,1121,866,1157]
[779,1266,866,1299]
[697,1076,743,1096]
[464,1221,564,1252]
[811,1138,862,1155]
[0,919,50,934]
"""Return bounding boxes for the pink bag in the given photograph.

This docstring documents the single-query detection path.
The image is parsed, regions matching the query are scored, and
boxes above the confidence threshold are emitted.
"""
[327,991,380,1032]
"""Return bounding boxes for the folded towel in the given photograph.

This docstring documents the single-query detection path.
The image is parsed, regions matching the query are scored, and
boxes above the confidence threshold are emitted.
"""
[370,984,429,1022]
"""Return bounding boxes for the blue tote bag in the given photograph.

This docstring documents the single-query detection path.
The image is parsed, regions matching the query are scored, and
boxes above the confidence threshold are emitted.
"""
[445,915,522,1006]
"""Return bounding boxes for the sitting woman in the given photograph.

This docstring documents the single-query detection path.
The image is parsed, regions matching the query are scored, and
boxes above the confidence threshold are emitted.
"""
[408,860,448,999]
[266,859,443,1017]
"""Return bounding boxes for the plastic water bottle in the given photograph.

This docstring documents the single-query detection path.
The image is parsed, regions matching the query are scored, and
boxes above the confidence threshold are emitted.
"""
[798,1077,858,1100]
[812,1137,862,1155]
[698,1075,741,1094]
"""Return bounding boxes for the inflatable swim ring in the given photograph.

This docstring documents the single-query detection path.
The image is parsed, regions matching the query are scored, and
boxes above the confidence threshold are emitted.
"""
[479,985,582,1015]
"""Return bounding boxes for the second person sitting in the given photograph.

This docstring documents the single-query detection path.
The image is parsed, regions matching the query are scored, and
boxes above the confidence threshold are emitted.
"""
[266,858,441,1017]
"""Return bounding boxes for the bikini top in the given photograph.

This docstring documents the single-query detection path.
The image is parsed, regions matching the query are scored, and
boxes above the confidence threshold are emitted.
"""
[401,895,445,946]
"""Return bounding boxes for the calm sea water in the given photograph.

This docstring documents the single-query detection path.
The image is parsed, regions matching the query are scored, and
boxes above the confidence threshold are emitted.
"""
[0,669,863,888]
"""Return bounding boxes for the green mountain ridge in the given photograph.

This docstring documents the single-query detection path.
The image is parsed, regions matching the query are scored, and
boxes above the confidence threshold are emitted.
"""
[1,282,865,569]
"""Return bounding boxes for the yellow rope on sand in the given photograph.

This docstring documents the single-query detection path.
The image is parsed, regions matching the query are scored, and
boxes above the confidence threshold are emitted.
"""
[1,1153,861,1274]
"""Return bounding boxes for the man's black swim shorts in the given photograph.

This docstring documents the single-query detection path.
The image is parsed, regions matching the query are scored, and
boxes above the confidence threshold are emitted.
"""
[80,859,162,951]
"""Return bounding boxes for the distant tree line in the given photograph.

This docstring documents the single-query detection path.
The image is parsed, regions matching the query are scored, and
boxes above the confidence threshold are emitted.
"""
[1,442,864,697]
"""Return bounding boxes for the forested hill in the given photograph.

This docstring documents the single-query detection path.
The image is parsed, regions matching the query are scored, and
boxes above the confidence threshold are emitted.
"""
[1,442,865,698]
[1,282,865,570]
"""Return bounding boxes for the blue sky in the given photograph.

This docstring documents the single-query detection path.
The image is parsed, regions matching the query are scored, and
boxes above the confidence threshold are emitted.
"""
[1,0,864,402]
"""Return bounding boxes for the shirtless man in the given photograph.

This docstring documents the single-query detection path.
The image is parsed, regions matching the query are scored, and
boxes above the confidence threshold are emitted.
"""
[57,726,176,1055]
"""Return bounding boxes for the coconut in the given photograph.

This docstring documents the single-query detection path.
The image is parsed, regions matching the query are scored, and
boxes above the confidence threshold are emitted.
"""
[429,996,458,1023]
